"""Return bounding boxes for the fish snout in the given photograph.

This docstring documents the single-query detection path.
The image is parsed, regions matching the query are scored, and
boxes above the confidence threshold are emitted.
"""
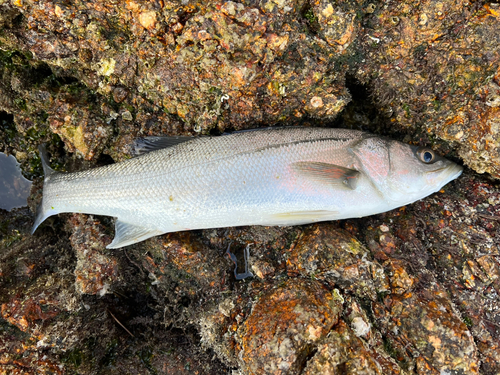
[425,163,463,187]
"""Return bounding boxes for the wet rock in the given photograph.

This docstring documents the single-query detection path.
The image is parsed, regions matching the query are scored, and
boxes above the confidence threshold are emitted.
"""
[143,232,228,293]
[365,171,500,373]
[0,211,230,374]
[287,224,390,301]
[302,320,401,374]
[1,283,60,332]
[0,0,353,156]
[47,97,111,160]
[1,0,500,177]
[311,0,358,51]
[2,173,500,374]
[237,278,342,375]
[357,1,500,177]
[70,214,120,295]
[374,286,479,374]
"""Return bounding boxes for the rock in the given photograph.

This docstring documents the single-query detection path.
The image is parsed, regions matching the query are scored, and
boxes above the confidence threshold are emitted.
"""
[237,278,342,375]
[374,287,479,374]
[70,214,120,295]
[287,224,390,301]
[302,320,401,374]
[357,1,500,177]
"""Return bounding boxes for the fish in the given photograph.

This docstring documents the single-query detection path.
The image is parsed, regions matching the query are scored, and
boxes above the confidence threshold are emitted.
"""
[32,127,463,248]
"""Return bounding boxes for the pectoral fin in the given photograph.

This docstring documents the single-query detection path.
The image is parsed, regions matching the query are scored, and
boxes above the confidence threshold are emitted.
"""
[291,162,360,190]
[107,220,164,249]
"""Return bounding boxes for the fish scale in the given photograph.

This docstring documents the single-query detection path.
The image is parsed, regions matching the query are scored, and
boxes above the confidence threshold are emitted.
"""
[32,127,462,248]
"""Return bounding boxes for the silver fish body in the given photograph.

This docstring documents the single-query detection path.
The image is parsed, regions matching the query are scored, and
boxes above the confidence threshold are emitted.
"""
[32,127,462,248]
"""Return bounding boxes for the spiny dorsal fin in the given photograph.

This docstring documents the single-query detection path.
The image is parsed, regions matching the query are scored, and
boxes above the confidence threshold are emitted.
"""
[291,161,360,190]
[132,136,194,156]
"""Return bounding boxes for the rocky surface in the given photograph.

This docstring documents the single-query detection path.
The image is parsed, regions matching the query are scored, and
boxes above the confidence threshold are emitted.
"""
[0,0,499,374]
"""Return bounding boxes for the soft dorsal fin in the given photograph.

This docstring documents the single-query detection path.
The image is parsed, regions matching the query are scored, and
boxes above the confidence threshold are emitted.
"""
[107,219,164,248]
[291,161,360,190]
[132,136,194,156]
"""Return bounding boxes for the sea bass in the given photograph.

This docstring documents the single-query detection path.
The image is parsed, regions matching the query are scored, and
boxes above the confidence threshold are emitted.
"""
[32,127,462,248]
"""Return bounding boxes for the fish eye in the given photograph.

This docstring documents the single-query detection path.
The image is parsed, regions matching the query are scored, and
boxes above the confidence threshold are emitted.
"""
[418,148,436,164]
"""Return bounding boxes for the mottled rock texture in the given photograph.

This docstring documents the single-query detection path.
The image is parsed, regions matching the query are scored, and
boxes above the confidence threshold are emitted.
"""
[0,0,499,374]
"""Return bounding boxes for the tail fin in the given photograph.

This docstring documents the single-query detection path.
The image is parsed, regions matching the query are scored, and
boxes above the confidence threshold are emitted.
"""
[31,202,47,234]
[38,144,56,179]
[31,144,58,234]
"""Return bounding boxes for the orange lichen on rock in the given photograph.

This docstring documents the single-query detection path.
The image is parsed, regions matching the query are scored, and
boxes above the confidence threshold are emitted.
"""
[311,0,357,50]
[374,288,479,374]
[362,1,500,177]
[238,278,342,375]
[386,259,415,294]
[303,320,402,374]
[287,224,389,301]
[1,298,59,332]
[70,214,120,295]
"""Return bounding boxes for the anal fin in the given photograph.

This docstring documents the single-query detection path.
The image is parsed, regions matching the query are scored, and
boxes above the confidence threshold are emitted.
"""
[291,161,360,190]
[266,210,339,225]
[107,219,164,249]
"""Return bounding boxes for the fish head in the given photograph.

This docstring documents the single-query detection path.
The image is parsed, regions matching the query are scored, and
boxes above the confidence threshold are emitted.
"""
[353,136,462,205]
[384,141,463,204]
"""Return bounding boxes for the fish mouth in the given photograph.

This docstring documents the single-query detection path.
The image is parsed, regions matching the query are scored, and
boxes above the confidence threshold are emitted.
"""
[426,163,463,188]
